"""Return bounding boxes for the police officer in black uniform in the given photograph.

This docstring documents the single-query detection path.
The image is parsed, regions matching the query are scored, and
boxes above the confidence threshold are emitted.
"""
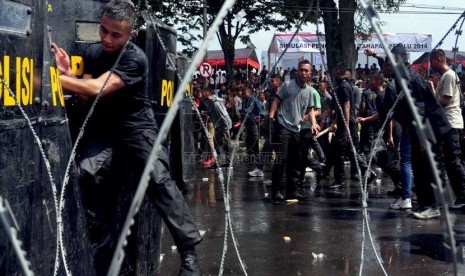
[53,1,202,274]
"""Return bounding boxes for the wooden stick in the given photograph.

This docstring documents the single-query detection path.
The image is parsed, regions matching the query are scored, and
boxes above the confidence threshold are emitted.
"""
[315,126,333,139]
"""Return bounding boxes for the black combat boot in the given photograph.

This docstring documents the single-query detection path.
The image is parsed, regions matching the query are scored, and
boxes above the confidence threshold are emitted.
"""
[179,247,201,276]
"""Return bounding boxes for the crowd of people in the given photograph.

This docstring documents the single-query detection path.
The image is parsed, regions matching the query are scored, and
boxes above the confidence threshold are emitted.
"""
[45,2,465,275]
[44,0,465,274]
[191,44,465,220]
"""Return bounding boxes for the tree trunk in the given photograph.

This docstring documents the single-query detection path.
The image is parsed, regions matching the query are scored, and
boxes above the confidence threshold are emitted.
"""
[321,0,357,81]
[339,0,357,75]
[222,42,235,86]
[218,19,235,85]
[321,0,342,80]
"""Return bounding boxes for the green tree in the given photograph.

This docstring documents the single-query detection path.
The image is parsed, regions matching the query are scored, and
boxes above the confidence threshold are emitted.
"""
[134,0,311,83]
[133,0,405,82]
[317,0,406,77]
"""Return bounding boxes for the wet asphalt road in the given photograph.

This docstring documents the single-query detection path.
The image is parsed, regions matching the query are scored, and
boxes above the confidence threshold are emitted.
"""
[159,155,465,276]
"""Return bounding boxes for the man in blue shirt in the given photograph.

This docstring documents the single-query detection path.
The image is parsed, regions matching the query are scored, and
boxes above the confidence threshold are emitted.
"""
[242,88,262,168]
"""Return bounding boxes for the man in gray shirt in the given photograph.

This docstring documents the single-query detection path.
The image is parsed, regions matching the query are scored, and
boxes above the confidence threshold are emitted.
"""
[269,59,319,203]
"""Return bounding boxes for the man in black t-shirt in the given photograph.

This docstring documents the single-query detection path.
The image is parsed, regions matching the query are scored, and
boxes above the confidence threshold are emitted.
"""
[260,65,269,86]
[356,63,363,80]
[357,72,402,194]
[359,86,378,154]
[53,1,201,274]
[329,63,375,188]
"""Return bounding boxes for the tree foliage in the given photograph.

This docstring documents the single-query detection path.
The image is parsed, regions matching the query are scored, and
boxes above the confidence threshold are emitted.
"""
[132,0,406,83]
[299,0,406,76]
[132,0,316,81]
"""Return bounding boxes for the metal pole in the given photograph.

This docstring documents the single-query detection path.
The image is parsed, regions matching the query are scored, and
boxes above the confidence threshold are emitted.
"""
[203,0,208,87]
[203,0,207,45]
[247,61,249,82]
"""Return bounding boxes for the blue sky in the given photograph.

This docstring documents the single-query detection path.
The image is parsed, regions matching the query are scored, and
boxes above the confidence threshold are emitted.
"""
[181,0,465,65]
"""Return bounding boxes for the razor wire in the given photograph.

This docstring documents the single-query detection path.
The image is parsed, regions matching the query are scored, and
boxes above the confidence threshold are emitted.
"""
[2,2,461,275]
[0,13,131,276]
[56,40,129,276]
[143,2,383,273]
[0,195,34,276]
[359,209,366,276]
[216,0,324,270]
[142,8,249,274]
[361,86,404,201]
[314,1,461,275]
[317,1,372,271]
[362,207,387,276]
[105,0,240,274]
[0,74,69,276]
[226,0,321,206]
[359,1,459,275]
[314,0,385,274]
[151,18,249,274]
[359,87,405,276]
[364,8,465,273]
[357,73,408,276]
[314,0,363,198]
[452,15,465,67]
[436,11,465,50]
[426,11,465,74]
[220,0,324,271]
[357,4,465,276]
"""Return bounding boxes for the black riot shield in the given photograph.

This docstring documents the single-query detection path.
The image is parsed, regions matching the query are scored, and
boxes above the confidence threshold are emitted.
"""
[140,13,196,190]
[0,1,161,275]
[46,1,163,275]
[176,55,196,183]
[0,0,93,275]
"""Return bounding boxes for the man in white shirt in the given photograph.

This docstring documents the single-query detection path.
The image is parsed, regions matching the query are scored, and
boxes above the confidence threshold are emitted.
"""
[429,49,465,207]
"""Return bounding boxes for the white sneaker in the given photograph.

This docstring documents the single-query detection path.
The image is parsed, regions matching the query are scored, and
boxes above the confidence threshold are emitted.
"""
[305,167,312,172]
[248,168,264,177]
[390,198,412,210]
[413,207,440,219]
